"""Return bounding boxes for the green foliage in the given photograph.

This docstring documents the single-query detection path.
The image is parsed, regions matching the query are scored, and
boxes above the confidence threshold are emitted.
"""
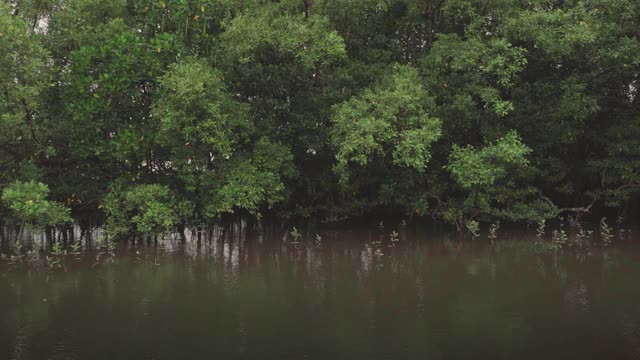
[332,66,441,183]
[1,181,71,229]
[448,131,531,189]
[488,221,500,241]
[62,19,168,160]
[220,11,346,72]
[423,35,527,117]
[152,58,294,221]
[0,5,49,187]
[217,8,347,154]
[536,219,546,239]
[207,138,294,217]
[444,132,555,226]
[600,217,613,247]
[153,58,251,164]
[2,0,640,232]
[465,220,480,238]
[103,184,187,237]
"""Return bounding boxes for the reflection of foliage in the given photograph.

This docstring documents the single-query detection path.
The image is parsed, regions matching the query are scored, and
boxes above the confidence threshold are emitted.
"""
[490,239,558,255]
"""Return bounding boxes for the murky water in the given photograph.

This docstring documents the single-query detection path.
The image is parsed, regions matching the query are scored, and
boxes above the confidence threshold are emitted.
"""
[1,228,639,359]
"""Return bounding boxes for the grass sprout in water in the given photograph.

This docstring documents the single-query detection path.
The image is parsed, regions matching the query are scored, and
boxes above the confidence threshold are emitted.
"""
[45,240,66,271]
[489,221,501,243]
[601,217,613,247]
[536,219,546,239]
[465,220,480,239]
[290,226,302,244]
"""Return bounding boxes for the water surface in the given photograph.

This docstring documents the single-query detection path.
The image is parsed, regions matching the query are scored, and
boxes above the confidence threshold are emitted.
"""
[1,229,639,359]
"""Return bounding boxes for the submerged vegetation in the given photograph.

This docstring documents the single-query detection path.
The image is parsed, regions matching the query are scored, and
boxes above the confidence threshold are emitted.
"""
[1,0,640,241]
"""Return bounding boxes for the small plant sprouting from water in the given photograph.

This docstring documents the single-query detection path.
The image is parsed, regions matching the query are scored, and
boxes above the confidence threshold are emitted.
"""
[488,221,500,243]
[46,240,66,271]
[9,241,25,265]
[551,230,567,248]
[616,216,628,242]
[574,221,593,249]
[576,223,586,240]
[600,217,613,247]
[1,241,41,268]
[551,218,568,248]
[465,220,480,239]
[70,242,83,258]
[290,227,302,244]
[536,219,546,239]
[389,231,399,246]
[94,236,116,266]
[315,234,322,245]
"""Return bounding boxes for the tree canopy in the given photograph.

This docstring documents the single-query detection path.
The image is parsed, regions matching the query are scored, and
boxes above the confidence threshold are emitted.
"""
[1,0,639,235]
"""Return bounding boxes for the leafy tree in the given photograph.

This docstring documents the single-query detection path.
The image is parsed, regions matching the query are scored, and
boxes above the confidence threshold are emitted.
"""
[1,181,71,242]
[207,138,295,217]
[444,131,555,230]
[40,14,181,227]
[152,58,252,169]
[330,66,442,214]
[0,4,49,188]
[103,184,187,238]
[2,0,640,234]
[217,8,348,216]
[497,0,640,216]
[151,58,294,223]
[333,66,441,181]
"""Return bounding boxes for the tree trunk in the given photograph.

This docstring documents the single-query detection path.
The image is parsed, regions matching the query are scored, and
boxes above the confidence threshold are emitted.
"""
[177,223,187,244]
[45,226,53,250]
[302,0,314,18]
[17,223,25,245]
[0,220,5,251]
[68,225,75,245]
[62,226,68,246]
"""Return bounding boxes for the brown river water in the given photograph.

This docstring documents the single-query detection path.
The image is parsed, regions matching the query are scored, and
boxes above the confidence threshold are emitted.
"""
[0,227,639,359]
